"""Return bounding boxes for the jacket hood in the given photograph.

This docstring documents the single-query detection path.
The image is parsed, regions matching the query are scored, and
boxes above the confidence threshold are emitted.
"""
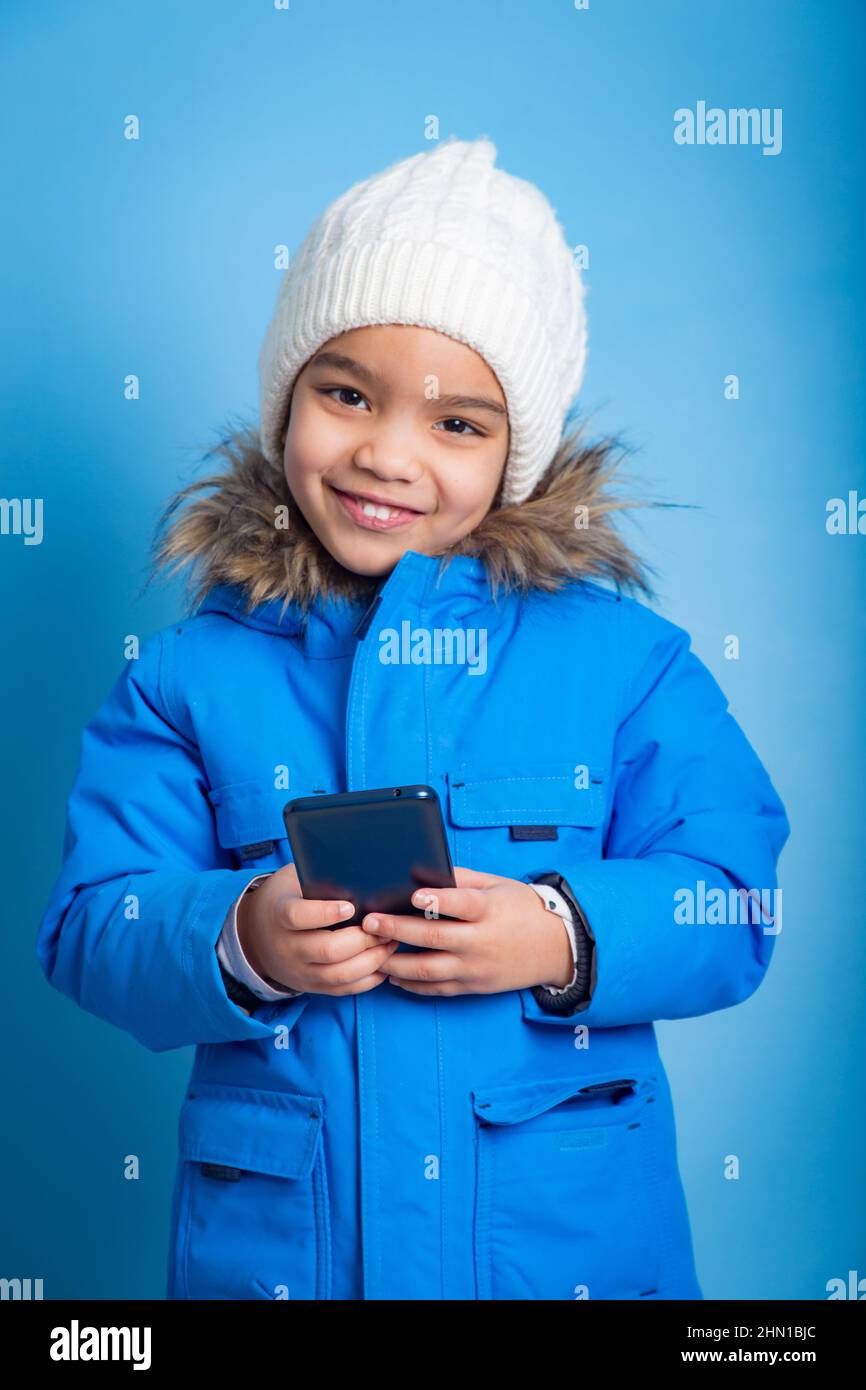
[146,425,658,627]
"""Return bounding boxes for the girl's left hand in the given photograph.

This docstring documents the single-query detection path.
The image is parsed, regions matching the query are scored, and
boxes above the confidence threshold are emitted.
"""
[360,866,575,995]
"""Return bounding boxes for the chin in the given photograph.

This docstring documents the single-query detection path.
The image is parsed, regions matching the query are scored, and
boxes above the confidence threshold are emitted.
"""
[310,529,393,577]
[335,543,403,578]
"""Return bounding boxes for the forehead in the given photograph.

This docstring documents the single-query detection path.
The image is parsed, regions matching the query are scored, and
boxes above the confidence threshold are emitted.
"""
[307,324,505,398]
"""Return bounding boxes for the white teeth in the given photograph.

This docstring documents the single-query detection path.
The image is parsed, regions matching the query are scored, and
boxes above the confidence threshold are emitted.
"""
[361,501,400,520]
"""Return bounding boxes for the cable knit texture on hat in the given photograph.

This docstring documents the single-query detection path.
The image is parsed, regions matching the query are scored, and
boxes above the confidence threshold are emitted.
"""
[258,136,588,506]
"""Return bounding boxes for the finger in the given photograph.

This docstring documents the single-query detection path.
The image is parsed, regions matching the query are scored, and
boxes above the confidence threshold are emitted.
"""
[409,884,488,923]
[384,950,463,983]
[279,894,356,931]
[387,975,466,996]
[360,909,476,949]
[451,865,509,890]
[304,926,397,966]
[319,968,395,997]
[314,940,401,986]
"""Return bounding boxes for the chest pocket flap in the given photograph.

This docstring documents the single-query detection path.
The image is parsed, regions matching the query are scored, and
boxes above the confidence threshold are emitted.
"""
[206,778,290,853]
[447,760,607,829]
[179,1081,323,1180]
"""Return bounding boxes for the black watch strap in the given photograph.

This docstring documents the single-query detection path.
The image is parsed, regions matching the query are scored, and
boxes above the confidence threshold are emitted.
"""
[217,957,263,1013]
[529,871,596,1015]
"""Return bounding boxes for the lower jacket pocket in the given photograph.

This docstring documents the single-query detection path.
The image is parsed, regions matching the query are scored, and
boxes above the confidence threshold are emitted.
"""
[472,1072,662,1300]
[174,1081,331,1300]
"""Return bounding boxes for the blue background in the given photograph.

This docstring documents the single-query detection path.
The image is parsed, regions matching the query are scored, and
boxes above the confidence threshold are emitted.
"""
[1,0,863,1299]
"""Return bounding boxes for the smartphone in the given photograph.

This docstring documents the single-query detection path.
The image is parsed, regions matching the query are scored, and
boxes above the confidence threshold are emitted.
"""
[282,785,456,935]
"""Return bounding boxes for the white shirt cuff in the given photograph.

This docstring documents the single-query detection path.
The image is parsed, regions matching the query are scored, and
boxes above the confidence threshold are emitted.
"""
[216,873,305,1000]
[529,882,579,993]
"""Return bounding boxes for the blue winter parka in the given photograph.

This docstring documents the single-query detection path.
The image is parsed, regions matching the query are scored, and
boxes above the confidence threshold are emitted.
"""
[36,432,790,1301]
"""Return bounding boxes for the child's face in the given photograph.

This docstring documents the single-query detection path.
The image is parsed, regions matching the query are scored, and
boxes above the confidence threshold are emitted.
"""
[280,325,510,576]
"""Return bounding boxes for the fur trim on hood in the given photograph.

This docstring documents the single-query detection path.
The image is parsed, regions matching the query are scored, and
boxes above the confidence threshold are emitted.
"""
[146,424,661,619]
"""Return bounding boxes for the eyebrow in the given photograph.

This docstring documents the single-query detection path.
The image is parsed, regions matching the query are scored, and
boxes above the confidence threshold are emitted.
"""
[308,350,508,418]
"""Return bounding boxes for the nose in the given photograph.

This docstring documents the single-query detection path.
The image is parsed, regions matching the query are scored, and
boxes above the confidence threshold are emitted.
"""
[352,425,424,486]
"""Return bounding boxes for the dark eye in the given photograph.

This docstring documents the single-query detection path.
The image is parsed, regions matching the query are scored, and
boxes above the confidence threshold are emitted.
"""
[319,386,369,410]
[435,417,483,437]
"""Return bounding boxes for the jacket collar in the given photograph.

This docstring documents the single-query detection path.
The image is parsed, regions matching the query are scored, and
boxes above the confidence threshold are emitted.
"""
[146,424,654,645]
[197,550,498,656]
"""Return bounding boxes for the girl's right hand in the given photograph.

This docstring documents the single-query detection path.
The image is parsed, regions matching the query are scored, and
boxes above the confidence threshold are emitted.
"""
[235,861,399,995]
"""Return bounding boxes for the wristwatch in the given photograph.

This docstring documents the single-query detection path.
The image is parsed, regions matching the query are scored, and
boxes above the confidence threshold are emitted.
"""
[529,871,596,1015]
[216,877,298,1012]
[218,958,263,1014]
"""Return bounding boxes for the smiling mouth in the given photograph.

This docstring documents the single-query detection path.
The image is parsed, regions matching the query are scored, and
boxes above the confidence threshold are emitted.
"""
[330,486,425,532]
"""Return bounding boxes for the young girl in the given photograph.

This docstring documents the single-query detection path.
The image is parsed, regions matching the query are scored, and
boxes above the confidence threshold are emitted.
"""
[37,136,789,1301]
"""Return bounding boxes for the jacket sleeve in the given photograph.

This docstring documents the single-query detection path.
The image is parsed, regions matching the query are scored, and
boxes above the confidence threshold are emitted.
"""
[35,631,309,1052]
[520,602,791,1029]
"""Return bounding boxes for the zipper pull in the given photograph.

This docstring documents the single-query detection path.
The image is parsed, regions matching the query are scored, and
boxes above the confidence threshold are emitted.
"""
[354,591,383,640]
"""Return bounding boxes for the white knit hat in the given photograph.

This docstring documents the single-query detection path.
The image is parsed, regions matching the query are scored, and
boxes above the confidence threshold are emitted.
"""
[257,135,588,507]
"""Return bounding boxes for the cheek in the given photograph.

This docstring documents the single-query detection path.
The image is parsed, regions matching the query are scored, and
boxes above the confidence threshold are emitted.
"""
[284,409,335,479]
[436,459,503,518]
